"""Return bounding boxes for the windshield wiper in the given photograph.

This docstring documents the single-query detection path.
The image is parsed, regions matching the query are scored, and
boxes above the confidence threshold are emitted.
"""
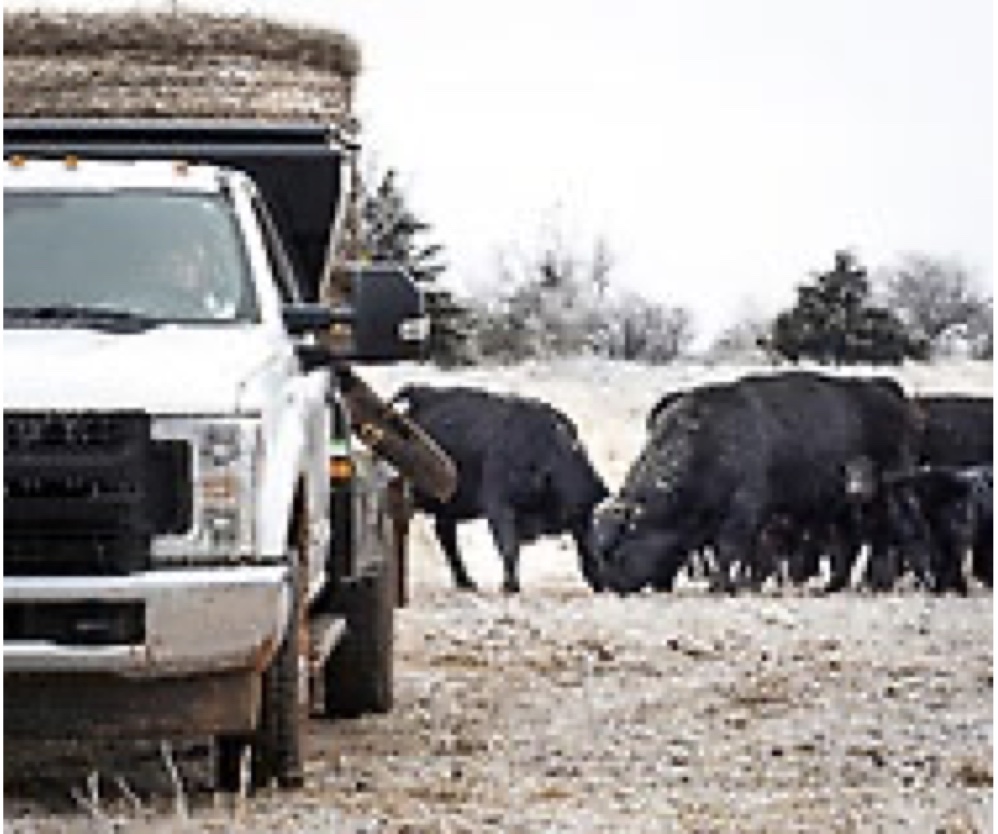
[4,304,163,333]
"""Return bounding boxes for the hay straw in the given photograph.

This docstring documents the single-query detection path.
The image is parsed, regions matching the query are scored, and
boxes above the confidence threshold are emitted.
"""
[4,10,360,124]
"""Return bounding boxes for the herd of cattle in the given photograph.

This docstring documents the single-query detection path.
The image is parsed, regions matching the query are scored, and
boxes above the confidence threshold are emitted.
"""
[392,372,992,597]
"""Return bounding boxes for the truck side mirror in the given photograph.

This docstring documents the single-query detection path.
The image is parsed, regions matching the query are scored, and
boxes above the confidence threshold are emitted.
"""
[282,304,354,371]
[349,265,428,363]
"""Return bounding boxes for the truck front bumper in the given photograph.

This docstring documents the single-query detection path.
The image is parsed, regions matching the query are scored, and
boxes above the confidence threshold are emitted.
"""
[4,566,290,739]
[4,565,290,677]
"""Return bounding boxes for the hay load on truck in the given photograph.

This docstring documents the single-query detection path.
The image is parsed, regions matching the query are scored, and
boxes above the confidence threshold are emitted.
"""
[3,11,456,791]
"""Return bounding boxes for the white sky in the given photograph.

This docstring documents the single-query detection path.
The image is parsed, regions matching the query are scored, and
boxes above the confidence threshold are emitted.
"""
[10,0,994,338]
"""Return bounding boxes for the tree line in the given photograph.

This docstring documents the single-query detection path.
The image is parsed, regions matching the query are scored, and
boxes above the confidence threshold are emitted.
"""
[355,168,993,367]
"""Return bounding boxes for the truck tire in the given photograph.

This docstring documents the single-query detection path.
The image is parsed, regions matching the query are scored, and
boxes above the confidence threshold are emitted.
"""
[322,559,395,718]
[216,556,306,792]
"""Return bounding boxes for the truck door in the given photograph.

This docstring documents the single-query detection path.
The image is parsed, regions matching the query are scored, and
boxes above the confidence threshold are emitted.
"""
[250,192,331,599]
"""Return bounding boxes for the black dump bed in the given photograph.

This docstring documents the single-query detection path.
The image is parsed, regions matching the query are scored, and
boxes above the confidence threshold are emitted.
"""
[3,119,350,301]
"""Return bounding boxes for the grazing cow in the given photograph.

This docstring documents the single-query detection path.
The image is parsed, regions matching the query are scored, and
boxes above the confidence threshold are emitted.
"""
[594,372,926,595]
[391,385,609,593]
[914,395,992,467]
[884,465,993,593]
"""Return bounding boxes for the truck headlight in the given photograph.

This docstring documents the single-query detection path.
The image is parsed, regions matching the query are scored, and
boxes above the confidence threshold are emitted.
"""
[151,417,261,563]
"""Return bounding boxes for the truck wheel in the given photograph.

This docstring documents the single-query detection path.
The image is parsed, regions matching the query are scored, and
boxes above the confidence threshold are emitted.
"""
[216,555,306,791]
[322,560,395,718]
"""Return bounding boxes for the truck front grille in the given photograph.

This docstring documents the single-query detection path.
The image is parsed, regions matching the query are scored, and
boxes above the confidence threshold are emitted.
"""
[4,412,192,576]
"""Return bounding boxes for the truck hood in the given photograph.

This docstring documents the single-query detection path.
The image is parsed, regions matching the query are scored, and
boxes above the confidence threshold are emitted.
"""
[4,326,285,414]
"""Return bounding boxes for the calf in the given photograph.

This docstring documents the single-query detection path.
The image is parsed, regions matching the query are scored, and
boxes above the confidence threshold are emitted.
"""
[392,385,609,593]
[885,465,993,593]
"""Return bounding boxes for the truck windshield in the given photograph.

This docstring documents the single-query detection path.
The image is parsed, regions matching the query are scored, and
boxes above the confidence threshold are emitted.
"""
[4,191,259,325]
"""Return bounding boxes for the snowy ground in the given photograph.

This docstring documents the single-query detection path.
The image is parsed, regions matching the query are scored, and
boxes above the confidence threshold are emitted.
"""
[4,359,993,832]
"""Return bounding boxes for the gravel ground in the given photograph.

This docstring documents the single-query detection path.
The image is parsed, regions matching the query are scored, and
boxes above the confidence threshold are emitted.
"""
[4,360,993,832]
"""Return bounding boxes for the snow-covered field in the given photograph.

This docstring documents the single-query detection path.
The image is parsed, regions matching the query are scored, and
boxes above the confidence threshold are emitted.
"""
[4,359,993,833]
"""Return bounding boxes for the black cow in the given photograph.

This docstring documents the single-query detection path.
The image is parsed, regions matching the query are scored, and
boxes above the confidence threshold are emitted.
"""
[594,372,926,594]
[884,465,993,593]
[391,385,609,593]
[883,394,993,591]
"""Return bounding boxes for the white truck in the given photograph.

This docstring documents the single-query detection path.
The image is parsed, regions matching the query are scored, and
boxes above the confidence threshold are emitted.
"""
[3,120,450,790]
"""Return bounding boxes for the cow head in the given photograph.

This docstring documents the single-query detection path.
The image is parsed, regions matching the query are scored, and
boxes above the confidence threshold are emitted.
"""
[593,400,700,594]
[590,498,687,594]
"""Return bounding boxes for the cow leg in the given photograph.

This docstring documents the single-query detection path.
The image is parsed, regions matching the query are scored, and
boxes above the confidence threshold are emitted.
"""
[786,543,813,587]
[878,489,934,592]
[433,517,477,591]
[934,534,969,595]
[709,514,757,595]
[688,549,710,582]
[900,533,937,594]
[929,506,970,595]
[745,536,778,591]
[863,531,899,592]
[823,523,860,593]
[857,499,910,593]
[485,503,523,594]
[709,542,741,594]
[650,551,685,593]
[972,521,992,587]
[971,477,993,587]
[823,544,853,592]
[787,532,820,586]
[707,555,734,594]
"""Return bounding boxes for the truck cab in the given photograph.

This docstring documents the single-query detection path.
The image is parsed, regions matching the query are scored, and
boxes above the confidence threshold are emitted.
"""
[3,121,432,790]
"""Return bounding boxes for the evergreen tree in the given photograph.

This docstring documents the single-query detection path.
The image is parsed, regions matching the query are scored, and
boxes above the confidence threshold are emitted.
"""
[357,168,474,365]
[770,250,927,364]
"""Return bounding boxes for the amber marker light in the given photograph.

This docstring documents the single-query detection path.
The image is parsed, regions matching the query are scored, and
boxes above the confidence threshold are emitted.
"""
[329,457,354,482]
